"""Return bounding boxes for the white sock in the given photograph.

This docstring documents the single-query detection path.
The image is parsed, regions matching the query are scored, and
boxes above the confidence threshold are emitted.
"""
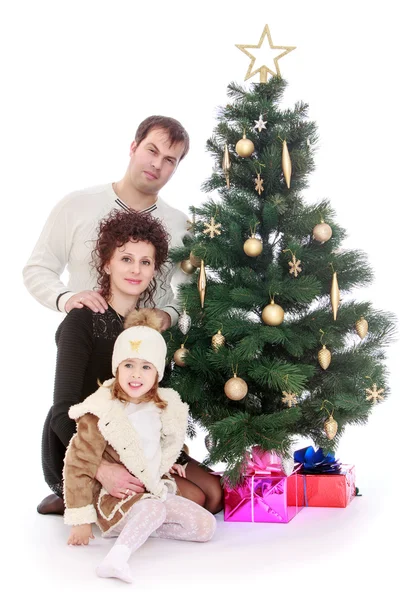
[96,544,133,584]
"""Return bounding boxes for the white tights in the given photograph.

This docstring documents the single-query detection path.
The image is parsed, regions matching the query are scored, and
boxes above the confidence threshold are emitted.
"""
[96,495,216,583]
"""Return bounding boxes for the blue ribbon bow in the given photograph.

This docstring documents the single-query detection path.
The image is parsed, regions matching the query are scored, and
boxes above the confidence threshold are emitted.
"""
[294,446,342,474]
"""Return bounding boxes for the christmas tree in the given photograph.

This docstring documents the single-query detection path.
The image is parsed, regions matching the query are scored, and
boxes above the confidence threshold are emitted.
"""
[165,73,395,484]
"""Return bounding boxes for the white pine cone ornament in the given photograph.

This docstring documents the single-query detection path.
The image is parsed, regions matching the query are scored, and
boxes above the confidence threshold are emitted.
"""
[178,309,191,335]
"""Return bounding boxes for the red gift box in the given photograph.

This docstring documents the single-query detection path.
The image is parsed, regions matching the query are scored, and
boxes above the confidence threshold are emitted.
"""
[288,464,356,508]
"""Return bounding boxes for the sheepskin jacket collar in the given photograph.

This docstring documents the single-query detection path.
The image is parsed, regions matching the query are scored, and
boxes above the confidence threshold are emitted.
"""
[68,379,188,496]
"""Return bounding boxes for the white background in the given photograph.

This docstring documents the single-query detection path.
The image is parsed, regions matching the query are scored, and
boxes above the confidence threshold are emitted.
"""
[1,1,413,597]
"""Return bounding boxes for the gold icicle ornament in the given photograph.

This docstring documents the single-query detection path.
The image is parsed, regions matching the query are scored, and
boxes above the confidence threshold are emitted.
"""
[282,140,292,188]
[331,271,340,320]
[222,144,231,188]
[355,317,369,339]
[173,344,189,367]
[180,259,196,275]
[235,132,255,158]
[224,374,248,401]
[318,345,332,370]
[324,415,338,440]
[212,330,225,351]
[243,235,263,257]
[262,298,284,326]
[198,259,206,308]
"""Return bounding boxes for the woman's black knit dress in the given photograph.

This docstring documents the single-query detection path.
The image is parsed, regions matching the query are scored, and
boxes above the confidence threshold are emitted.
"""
[41,306,124,497]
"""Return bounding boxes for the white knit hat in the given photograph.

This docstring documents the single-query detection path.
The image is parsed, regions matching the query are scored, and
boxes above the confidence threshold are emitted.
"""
[112,309,167,381]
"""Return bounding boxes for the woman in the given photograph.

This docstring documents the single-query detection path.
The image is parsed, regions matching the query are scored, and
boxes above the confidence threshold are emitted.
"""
[39,209,223,516]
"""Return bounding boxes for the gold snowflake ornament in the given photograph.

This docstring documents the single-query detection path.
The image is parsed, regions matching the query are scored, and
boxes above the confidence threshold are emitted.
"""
[282,391,298,408]
[289,255,302,277]
[255,173,264,195]
[203,217,222,238]
[365,383,385,404]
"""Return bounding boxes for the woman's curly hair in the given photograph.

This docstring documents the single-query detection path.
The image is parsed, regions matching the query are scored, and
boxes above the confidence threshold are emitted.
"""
[92,209,170,306]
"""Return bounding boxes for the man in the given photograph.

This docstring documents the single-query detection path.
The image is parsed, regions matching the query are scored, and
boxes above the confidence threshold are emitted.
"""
[25,116,191,515]
[23,115,190,329]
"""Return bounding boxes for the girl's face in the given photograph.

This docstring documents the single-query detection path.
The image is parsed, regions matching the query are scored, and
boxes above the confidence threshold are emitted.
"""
[106,240,156,300]
[118,357,158,402]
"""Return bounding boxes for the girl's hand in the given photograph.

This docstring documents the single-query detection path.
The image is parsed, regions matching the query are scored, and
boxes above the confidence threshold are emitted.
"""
[67,524,94,546]
[169,463,186,478]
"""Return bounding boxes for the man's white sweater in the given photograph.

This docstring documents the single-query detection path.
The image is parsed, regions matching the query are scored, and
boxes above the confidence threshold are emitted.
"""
[23,183,190,324]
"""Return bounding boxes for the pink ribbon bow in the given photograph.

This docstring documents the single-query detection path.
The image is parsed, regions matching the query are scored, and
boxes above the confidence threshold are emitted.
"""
[244,445,284,476]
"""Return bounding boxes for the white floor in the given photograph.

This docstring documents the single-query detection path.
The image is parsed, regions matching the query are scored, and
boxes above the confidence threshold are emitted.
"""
[10,467,409,600]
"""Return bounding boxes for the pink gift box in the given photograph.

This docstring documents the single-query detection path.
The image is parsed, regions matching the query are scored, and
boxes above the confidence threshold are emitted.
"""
[288,465,356,508]
[224,472,303,523]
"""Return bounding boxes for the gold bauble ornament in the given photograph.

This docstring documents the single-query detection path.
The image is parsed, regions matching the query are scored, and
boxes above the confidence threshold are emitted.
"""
[235,133,255,158]
[282,140,292,188]
[189,251,202,268]
[180,259,196,275]
[173,344,189,367]
[313,221,333,243]
[262,299,284,326]
[224,374,248,401]
[331,272,340,321]
[243,235,263,257]
[324,415,338,440]
[198,259,207,308]
[212,330,225,351]
[355,317,368,340]
[318,345,332,370]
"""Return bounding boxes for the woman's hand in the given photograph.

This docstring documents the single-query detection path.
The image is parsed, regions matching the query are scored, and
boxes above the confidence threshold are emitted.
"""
[96,460,145,498]
[68,524,94,546]
[169,463,186,478]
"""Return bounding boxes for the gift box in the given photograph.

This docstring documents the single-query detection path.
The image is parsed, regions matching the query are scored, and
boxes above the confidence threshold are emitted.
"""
[288,447,356,508]
[223,447,304,523]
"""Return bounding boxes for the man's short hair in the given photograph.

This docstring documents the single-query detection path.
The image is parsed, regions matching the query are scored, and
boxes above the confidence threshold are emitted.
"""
[134,116,190,161]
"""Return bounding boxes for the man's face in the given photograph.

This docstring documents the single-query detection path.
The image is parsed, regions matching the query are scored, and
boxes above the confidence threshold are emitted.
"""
[127,128,185,195]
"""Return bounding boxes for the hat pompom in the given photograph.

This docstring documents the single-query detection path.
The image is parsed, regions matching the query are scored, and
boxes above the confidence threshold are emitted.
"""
[124,308,163,333]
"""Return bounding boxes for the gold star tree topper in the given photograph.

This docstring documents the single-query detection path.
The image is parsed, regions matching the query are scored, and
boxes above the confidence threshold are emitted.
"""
[236,25,296,83]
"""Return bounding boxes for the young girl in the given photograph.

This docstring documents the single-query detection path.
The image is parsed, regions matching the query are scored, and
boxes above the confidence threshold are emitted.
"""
[63,309,216,582]
[40,209,223,516]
